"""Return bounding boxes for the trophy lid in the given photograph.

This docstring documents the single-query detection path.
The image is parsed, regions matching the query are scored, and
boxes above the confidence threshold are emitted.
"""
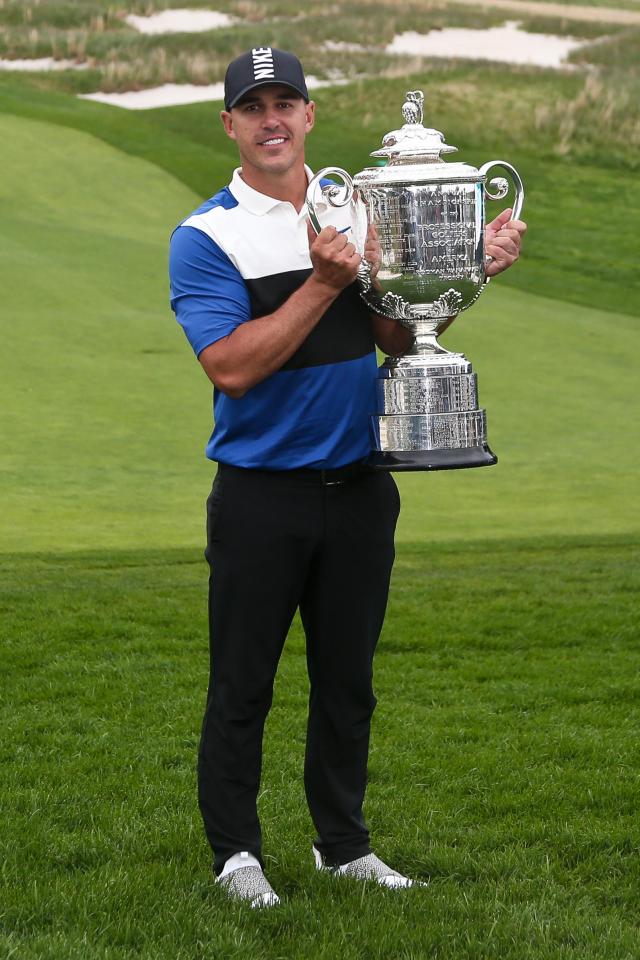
[357,89,481,185]
[371,90,458,163]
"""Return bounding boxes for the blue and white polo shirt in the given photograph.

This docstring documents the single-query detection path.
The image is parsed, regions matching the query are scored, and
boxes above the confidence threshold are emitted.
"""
[169,167,377,470]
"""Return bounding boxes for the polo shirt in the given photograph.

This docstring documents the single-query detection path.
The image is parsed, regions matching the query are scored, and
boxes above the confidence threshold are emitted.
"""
[169,167,377,469]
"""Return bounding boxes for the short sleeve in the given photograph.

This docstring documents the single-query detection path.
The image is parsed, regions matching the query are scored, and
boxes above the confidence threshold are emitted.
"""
[169,225,251,357]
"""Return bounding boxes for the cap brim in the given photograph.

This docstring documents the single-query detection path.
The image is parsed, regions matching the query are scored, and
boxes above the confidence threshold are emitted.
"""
[227,80,309,110]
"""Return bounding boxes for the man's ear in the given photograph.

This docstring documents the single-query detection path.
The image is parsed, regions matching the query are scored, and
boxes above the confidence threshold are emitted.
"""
[305,100,316,135]
[220,110,235,141]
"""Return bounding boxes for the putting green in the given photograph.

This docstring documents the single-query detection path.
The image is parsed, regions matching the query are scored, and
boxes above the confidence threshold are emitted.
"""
[1,112,637,552]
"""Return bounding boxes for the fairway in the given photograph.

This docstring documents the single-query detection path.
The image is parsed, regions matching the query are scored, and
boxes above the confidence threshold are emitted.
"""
[1,112,637,551]
[2,27,639,960]
[1,112,213,553]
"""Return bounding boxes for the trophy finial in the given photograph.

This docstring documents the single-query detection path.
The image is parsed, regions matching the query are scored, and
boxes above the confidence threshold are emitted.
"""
[402,90,424,125]
[372,88,457,160]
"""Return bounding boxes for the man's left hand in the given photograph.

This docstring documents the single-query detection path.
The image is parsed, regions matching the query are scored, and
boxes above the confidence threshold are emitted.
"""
[484,208,527,278]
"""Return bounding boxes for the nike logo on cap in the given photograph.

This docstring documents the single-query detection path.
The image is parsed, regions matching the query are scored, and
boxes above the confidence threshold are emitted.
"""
[252,47,275,80]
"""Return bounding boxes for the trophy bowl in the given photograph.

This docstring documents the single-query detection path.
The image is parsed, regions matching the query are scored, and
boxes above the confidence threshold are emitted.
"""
[307,89,524,471]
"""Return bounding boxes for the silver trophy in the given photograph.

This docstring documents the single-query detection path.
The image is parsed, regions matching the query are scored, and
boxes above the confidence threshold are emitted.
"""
[306,89,524,470]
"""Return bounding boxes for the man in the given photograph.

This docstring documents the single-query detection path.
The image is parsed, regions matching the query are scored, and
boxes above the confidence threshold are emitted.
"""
[169,47,526,908]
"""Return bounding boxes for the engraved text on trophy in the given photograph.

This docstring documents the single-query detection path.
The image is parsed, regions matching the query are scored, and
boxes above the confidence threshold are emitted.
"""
[367,183,484,311]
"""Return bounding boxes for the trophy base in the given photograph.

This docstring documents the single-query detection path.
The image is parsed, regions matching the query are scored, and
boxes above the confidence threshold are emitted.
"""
[366,444,497,472]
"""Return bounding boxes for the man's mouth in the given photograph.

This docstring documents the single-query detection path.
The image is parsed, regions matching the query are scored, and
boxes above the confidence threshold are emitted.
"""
[259,137,287,147]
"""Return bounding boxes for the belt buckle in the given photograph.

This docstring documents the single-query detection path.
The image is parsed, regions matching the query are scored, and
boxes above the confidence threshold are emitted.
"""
[320,469,345,487]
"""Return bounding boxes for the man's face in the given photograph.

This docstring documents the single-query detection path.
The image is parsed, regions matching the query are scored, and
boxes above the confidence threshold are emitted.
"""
[221,86,315,181]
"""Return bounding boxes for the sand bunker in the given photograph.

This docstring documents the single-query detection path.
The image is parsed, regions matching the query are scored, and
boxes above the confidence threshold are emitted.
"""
[0,58,87,71]
[80,82,227,110]
[79,76,348,110]
[78,17,590,110]
[386,21,585,68]
[323,40,368,54]
[125,9,234,34]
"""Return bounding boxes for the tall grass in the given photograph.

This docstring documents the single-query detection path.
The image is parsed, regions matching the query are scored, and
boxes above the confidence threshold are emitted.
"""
[1,1,638,172]
[534,67,640,161]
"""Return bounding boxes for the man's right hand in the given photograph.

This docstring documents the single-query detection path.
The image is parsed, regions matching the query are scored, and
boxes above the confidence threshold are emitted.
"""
[199,222,363,398]
[307,221,361,291]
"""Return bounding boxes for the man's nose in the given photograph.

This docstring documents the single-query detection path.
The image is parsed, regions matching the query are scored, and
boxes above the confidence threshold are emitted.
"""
[261,108,281,128]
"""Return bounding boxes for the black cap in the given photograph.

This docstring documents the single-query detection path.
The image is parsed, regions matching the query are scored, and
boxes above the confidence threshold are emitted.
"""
[224,47,309,111]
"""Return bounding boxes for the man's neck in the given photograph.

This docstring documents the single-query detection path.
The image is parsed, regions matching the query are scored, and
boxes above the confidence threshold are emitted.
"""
[238,165,309,212]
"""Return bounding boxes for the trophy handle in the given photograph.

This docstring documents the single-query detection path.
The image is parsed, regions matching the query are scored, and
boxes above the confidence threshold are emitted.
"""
[478,160,525,221]
[306,166,371,291]
[306,167,355,235]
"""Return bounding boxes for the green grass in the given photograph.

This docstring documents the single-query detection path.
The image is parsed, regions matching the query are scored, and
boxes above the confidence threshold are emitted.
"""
[2,535,639,959]
[1,70,639,313]
[399,288,639,542]
[1,110,638,554]
[0,112,213,553]
[2,11,639,956]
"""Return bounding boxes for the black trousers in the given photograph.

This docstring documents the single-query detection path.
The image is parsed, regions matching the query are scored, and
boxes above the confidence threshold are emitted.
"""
[198,463,400,875]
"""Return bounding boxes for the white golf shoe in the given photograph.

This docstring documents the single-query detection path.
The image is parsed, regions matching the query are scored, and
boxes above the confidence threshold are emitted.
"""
[313,845,426,888]
[217,851,280,908]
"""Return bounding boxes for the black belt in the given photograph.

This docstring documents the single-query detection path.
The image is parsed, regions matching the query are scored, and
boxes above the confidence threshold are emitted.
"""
[219,460,368,486]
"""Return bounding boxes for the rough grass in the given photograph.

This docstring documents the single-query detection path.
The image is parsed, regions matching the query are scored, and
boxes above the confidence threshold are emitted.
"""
[2,535,639,959]
[0,0,638,95]
[2,46,638,171]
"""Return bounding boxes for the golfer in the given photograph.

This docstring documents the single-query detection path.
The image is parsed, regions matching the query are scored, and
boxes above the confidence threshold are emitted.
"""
[169,47,526,907]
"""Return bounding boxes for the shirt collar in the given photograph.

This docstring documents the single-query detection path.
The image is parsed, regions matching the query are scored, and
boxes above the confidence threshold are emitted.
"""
[229,165,314,216]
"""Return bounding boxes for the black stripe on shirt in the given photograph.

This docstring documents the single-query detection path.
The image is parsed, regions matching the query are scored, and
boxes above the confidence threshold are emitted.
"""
[245,270,375,371]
